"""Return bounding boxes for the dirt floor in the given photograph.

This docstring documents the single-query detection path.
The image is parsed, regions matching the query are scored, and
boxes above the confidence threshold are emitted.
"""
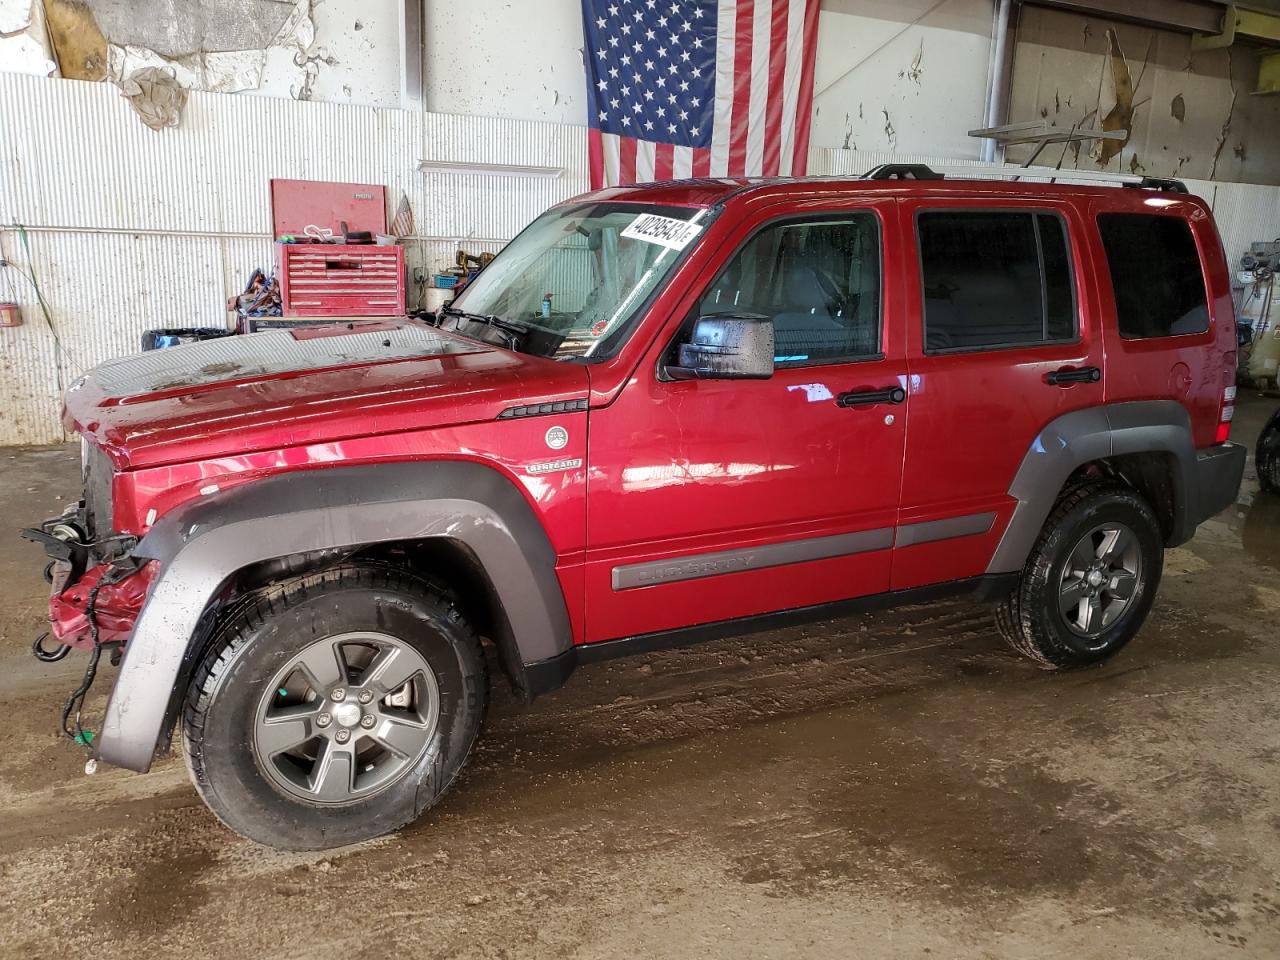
[1,399,1278,959]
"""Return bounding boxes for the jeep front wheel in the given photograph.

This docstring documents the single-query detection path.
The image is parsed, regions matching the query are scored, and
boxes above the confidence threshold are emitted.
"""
[996,484,1163,669]
[183,564,486,850]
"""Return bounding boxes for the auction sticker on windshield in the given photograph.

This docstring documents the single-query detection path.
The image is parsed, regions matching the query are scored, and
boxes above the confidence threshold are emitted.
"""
[621,213,702,251]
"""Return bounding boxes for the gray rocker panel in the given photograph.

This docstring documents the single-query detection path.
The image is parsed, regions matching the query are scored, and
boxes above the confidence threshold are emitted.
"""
[96,462,571,773]
[986,400,1197,575]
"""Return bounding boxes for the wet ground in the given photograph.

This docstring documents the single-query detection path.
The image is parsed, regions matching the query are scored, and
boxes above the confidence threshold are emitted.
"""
[1,399,1278,959]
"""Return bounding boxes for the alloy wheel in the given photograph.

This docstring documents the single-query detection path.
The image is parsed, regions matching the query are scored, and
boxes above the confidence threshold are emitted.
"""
[252,631,440,804]
[1058,522,1143,642]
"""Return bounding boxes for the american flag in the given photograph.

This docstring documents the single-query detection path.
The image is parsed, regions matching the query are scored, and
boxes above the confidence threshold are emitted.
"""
[581,0,819,188]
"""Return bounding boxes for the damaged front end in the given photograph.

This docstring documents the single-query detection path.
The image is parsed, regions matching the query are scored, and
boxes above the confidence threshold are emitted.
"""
[20,442,158,749]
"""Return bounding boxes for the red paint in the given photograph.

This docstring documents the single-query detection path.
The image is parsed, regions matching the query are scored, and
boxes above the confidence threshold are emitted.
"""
[277,244,406,317]
[269,179,387,239]
[53,177,1234,655]
[49,561,158,649]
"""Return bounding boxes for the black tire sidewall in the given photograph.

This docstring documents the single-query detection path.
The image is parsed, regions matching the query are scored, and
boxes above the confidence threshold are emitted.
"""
[190,578,484,850]
[1257,417,1280,493]
[1024,490,1163,664]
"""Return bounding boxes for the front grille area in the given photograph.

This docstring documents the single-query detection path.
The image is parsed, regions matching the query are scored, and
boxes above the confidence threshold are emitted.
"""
[83,443,114,540]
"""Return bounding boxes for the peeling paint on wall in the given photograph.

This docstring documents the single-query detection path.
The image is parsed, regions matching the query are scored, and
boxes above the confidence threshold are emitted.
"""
[103,0,321,104]
[1009,6,1280,185]
[1092,29,1136,165]
[4,0,398,108]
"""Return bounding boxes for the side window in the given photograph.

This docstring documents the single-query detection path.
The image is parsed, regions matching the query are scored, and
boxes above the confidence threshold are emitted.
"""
[918,211,1076,353]
[1097,213,1209,339]
[697,215,881,365]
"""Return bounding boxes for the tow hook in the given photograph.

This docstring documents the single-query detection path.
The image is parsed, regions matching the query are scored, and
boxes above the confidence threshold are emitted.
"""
[32,631,72,663]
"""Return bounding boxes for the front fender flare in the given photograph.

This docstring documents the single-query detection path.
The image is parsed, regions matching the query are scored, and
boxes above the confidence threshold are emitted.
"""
[97,462,571,773]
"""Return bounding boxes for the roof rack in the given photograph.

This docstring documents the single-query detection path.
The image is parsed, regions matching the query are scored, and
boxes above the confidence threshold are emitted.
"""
[860,163,1190,194]
[862,163,943,181]
[1122,176,1189,194]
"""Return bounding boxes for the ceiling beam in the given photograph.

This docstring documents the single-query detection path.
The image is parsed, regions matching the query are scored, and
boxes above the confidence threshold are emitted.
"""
[1017,0,1228,34]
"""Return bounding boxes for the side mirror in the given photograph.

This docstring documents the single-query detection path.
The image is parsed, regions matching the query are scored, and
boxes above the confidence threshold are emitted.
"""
[665,313,774,381]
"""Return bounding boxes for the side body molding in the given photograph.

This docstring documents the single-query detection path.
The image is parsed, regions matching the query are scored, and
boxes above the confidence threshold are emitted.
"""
[97,462,571,773]
[986,400,1199,575]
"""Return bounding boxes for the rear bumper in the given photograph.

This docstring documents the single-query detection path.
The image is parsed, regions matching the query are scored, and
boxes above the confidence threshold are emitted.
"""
[1187,441,1247,531]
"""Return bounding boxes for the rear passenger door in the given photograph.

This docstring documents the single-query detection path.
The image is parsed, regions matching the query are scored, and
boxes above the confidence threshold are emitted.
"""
[893,197,1105,591]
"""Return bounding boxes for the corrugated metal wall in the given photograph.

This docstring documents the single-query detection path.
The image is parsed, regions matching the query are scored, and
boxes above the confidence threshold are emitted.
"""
[0,73,589,445]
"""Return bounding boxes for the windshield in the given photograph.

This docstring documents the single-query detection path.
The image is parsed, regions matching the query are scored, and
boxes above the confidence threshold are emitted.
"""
[447,202,710,361]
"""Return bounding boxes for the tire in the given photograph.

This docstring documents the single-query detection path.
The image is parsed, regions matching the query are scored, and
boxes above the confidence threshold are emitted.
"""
[996,483,1163,670]
[1256,411,1280,494]
[182,563,486,850]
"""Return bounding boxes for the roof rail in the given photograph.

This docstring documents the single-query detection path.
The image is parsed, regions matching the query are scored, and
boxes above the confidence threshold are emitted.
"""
[863,163,943,181]
[1122,176,1189,194]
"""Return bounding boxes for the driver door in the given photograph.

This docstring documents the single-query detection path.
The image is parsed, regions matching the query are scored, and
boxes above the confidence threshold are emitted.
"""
[583,200,908,642]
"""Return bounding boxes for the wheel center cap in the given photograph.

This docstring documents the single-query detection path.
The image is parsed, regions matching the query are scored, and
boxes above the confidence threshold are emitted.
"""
[332,701,362,728]
[1087,570,1105,588]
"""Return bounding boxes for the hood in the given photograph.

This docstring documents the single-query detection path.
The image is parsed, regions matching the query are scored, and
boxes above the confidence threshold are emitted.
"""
[66,319,590,469]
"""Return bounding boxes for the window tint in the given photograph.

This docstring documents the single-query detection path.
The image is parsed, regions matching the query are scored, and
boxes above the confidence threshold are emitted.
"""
[698,215,881,365]
[918,211,1076,352]
[1097,213,1209,339]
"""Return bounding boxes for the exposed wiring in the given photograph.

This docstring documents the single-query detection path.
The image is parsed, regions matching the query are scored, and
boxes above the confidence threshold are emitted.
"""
[59,578,106,752]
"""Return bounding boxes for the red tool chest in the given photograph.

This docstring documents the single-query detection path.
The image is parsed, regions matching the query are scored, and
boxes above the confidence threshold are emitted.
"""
[276,243,406,317]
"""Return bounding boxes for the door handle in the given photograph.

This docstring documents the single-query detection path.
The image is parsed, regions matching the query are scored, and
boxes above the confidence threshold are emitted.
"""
[835,385,906,408]
[1046,365,1101,386]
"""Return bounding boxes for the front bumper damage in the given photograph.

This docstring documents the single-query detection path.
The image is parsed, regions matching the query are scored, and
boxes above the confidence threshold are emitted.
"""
[21,502,155,657]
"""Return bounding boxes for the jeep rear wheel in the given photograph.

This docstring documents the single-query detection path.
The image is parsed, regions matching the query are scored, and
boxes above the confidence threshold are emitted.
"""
[183,563,486,850]
[996,484,1163,669]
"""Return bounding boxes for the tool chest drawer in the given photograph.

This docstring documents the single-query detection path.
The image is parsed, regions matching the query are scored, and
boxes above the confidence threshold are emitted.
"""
[277,244,406,317]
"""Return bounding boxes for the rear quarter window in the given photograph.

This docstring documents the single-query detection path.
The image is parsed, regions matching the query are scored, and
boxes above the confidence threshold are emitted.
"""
[1097,213,1209,339]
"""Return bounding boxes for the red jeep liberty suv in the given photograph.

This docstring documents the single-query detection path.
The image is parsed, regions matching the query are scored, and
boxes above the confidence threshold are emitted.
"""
[24,166,1246,849]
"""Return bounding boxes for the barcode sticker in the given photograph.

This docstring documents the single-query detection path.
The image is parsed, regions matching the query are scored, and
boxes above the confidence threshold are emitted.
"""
[621,213,702,251]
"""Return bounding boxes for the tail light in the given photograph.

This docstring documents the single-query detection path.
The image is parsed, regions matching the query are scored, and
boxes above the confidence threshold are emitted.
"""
[1215,384,1236,445]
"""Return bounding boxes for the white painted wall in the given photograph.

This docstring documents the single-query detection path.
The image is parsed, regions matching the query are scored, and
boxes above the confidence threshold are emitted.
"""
[422,0,586,126]
[812,0,993,159]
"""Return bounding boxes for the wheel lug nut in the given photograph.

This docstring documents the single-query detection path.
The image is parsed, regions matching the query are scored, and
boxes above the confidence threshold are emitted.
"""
[358,690,373,704]
[335,729,350,744]
[316,713,331,727]
[331,688,346,702]
[360,714,376,729]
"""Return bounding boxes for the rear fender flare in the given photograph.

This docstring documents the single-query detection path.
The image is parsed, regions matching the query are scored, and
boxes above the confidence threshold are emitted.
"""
[97,462,571,773]
[986,400,1196,574]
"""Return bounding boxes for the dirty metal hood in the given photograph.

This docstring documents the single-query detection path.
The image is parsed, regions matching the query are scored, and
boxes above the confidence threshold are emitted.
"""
[64,318,589,469]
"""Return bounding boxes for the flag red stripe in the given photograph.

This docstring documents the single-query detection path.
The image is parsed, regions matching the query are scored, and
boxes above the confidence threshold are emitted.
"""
[588,127,605,191]
[619,135,638,186]
[654,142,674,181]
[692,146,712,178]
[762,0,789,177]
[728,0,754,177]
[790,0,819,176]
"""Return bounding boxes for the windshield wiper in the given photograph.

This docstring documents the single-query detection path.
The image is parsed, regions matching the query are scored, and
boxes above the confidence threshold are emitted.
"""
[439,306,532,344]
